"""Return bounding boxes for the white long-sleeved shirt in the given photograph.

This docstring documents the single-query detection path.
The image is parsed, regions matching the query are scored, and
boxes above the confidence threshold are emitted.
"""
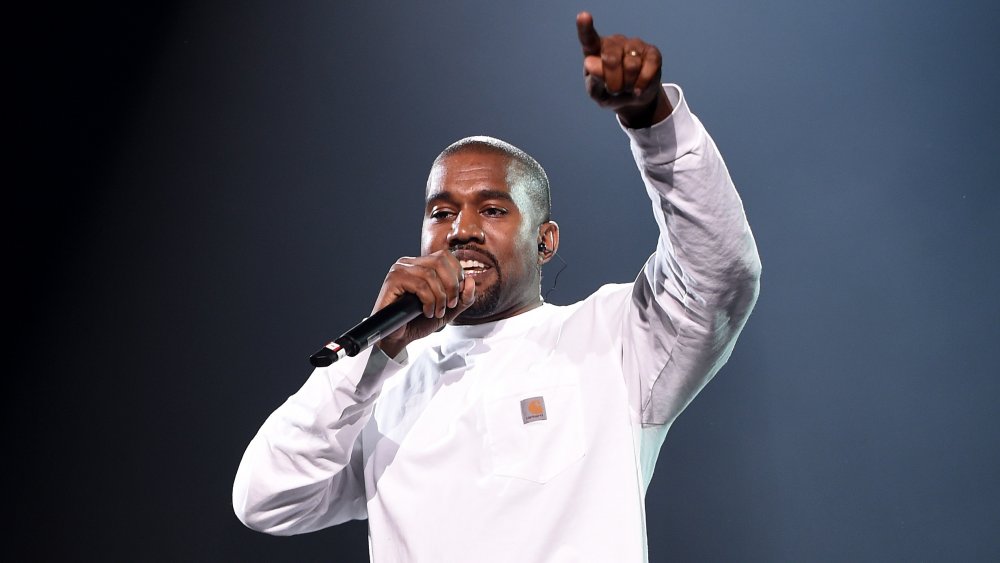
[234,84,761,562]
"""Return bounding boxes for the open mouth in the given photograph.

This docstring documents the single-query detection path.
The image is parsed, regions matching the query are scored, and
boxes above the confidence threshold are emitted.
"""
[459,259,490,276]
[453,247,497,279]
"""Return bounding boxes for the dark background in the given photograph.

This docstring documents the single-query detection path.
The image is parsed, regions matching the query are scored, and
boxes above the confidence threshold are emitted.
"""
[14,1,999,561]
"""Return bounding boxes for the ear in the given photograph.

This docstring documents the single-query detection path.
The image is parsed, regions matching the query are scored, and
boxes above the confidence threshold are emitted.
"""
[537,221,560,265]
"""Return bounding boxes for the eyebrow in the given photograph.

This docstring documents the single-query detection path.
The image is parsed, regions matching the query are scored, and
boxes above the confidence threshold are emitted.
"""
[425,189,517,206]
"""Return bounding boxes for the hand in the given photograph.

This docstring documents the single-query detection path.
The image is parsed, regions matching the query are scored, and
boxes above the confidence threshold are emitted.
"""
[576,11,673,128]
[371,250,476,358]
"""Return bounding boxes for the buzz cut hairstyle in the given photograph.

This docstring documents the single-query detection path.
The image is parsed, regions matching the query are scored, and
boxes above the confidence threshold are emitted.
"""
[433,136,552,224]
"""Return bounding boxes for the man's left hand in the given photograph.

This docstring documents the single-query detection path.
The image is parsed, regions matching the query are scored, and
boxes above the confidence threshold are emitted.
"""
[576,11,673,128]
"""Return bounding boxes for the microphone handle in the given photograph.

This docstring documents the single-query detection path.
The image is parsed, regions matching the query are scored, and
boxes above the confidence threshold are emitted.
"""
[309,293,423,368]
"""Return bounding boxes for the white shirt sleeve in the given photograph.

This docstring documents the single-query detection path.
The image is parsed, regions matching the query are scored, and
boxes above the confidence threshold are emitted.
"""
[232,346,405,535]
[620,84,762,430]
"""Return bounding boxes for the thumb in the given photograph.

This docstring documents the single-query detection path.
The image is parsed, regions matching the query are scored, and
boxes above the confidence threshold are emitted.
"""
[442,276,477,323]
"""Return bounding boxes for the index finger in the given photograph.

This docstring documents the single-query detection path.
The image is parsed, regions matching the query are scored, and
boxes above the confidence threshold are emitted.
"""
[576,12,601,56]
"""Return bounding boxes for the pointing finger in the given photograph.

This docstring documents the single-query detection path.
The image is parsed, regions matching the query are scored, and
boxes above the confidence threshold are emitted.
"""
[576,12,601,56]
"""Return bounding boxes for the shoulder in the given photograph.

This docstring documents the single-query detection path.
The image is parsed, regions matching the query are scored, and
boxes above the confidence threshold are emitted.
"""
[541,283,637,342]
[575,282,635,314]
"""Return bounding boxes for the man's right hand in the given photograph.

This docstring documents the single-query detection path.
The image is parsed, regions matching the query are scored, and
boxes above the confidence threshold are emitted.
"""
[372,250,477,359]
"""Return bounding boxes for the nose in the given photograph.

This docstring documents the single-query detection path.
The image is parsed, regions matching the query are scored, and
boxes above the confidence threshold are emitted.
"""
[447,210,485,246]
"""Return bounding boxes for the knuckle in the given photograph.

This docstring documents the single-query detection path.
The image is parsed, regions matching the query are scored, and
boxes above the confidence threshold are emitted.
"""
[406,265,435,285]
[438,253,459,270]
[417,281,437,300]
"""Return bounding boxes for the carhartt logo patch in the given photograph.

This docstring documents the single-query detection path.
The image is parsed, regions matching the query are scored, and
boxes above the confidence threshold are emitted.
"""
[520,396,547,424]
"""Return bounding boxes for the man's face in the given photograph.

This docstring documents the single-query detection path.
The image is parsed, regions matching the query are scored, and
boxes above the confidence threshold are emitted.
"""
[422,149,540,323]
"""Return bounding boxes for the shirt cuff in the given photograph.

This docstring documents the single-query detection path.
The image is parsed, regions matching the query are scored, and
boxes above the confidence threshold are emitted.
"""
[345,345,408,399]
[619,84,702,164]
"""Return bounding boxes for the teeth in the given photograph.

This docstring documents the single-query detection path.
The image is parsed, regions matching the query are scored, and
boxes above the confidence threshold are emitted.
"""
[460,260,486,270]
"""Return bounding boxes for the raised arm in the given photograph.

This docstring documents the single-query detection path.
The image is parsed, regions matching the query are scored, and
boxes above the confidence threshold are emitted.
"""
[576,12,761,431]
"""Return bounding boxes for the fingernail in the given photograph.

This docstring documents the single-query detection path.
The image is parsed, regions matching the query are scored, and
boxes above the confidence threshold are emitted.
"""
[633,88,642,97]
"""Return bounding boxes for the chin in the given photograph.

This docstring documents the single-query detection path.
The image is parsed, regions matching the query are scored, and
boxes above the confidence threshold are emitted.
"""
[456,289,502,321]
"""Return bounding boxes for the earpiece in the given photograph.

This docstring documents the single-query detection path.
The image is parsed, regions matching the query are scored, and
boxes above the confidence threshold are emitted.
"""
[538,242,547,253]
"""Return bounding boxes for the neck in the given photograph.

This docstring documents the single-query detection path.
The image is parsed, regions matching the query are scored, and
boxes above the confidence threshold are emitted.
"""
[451,296,543,326]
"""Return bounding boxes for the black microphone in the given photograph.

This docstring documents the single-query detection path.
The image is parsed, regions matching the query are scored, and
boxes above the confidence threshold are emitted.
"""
[309,293,423,367]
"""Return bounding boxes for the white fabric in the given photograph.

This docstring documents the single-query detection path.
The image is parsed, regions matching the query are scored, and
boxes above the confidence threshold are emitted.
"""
[233,84,761,562]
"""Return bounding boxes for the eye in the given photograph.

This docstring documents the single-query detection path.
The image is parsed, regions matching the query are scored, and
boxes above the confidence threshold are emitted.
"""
[430,209,456,220]
[482,206,508,217]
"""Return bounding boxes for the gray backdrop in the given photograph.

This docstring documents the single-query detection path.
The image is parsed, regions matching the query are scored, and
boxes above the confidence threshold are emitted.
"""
[14,0,999,561]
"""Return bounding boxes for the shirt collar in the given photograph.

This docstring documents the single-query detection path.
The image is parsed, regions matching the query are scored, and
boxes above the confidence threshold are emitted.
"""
[440,302,553,342]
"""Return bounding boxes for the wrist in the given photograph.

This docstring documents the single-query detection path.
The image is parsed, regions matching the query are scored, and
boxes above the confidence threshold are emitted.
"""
[617,87,672,129]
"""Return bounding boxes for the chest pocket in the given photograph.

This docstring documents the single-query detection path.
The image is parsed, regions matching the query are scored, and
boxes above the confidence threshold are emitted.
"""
[483,382,586,484]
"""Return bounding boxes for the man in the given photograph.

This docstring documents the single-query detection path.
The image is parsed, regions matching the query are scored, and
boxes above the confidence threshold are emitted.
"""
[234,12,760,562]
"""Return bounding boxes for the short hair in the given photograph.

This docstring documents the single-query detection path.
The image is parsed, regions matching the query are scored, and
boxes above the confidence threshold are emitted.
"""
[433,136,551,224]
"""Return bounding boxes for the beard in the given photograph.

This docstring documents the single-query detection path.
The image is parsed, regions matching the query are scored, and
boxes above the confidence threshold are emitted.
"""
[457,267,504,320]
[449,242,539,323]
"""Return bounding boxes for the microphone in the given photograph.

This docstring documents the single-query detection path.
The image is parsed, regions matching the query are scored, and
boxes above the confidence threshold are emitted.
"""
[309,293,423,367]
